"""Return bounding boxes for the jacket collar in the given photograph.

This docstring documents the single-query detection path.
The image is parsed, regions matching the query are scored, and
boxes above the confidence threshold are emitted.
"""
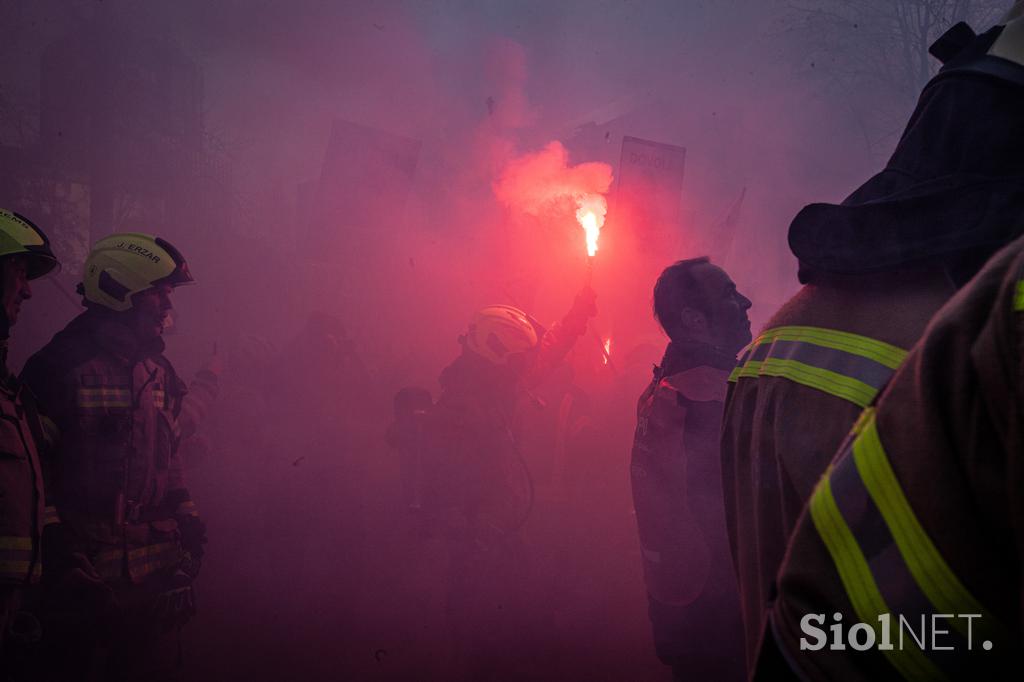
[73,310,165,363]
[656,339,737,378]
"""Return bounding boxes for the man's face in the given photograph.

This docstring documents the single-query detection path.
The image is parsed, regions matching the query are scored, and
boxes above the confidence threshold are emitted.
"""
[693,263,753,354]
[130,284,173,341]
[1,256,32,328]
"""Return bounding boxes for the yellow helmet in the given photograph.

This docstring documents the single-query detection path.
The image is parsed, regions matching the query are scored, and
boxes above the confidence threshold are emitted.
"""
[464,305,541,365]
[0,209,60,279]
[80,232,194,311]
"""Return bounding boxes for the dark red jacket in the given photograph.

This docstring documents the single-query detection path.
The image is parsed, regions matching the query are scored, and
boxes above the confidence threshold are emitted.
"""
[632,341,745,679]
[21,311,216,583]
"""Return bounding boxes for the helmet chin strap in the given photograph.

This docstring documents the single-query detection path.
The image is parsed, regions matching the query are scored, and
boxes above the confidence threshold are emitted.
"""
[0,274,9,343]
[0,312,9,375]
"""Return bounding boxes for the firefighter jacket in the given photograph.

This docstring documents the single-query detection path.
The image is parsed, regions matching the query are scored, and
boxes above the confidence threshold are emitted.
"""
[422,351,530,537]
[20,310,217,584]
[0,358,51,585]
[767,234,1024,681]
[631,341,745,679]
[720,269,956,670]
[719,30,1024,667]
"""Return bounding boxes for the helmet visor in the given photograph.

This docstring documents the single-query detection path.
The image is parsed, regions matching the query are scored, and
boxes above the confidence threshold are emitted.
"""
[23,246,61,280]
[153,237,195,287]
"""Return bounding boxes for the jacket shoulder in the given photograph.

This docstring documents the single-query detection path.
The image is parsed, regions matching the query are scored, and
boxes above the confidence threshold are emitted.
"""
[20,320,101,415]
[664,366,730,403]
[21,321,100,386]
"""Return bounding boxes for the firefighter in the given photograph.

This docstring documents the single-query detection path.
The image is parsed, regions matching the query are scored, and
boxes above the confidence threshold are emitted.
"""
[762,232,1024,680]
[719,9,1024,671]
[630,257,750,681]
[22,233,216,680]
[387,386,434,513]
[0,210,59,672]
[422,288,596,679]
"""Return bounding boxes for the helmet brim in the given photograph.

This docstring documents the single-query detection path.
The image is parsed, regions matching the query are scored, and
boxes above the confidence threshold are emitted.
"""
[154,237,195,287]
[26,253,61,280]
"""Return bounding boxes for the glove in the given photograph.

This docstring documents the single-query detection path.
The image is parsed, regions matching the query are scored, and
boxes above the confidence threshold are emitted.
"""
[153,584,197,633]
[43,530,118,614]
[58,553,117,609]
[42,523,105,588]
[558,286,598,338]
[569,285,598,320]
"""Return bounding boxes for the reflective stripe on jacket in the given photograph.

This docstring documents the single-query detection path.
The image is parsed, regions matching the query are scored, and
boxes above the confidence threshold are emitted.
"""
[769,236,1024,681]
[730,326,907,408]
[92,540,182,581]
[0,379,46,584]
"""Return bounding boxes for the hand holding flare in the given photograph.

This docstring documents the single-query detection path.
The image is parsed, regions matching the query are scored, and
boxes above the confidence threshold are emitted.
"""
[574,195,613,370]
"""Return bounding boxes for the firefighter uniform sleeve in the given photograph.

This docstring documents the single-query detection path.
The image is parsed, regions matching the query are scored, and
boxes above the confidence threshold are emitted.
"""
[1000,247,1024,626]
[165,416,197,520]
[1011,271,1024,631]
[177,369,218,442]
[20,356,72,529]
[631,371,729,665]
[529,290,596,384]
[161,363,205,518]
[20,354,70,426]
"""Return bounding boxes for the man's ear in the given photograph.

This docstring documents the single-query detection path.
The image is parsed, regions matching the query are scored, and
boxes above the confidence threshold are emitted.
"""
[678,306,708,334]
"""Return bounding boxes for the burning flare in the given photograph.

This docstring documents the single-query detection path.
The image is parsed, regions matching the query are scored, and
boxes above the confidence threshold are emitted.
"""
[602,337,611,365]
[492,141,613,258]
[575,194,607,258]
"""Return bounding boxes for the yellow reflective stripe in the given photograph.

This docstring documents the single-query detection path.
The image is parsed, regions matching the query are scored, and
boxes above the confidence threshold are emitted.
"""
[0,536,32,551]
[92,549,125,578]
[126,542,177,562]
[754,326,907,369]
[0,561,41,578]
[77,388,131,408]
[731,358,879,407]
[727,364,743,382]
[128,542,179,577]
[727,327,908,408]
[94,542,180,580]
[1014,280,1024,312]
[852,415,1002,643]
[810,468,943,682]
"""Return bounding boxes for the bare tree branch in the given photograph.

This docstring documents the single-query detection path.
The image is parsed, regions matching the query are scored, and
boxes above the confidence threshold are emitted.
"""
[783,0,1007,158]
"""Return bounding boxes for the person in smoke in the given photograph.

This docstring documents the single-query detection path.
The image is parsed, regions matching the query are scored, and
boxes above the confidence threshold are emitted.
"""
[420,287,596,680]
[387,386,434,513]
[280,311,374,415]
[630,257,750,681]
[0,210,60,677]
[21,233,217,681]
[720,6,1024,673]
